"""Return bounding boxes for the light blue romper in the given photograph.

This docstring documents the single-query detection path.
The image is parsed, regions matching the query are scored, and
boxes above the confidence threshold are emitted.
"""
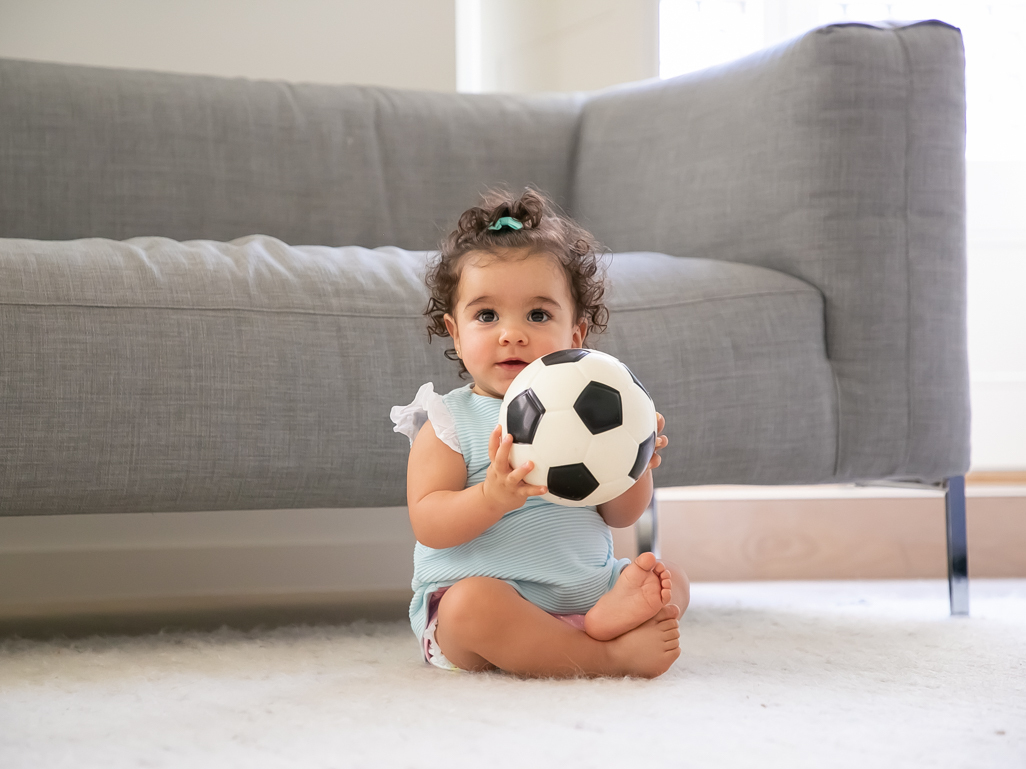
[391,382,630,647]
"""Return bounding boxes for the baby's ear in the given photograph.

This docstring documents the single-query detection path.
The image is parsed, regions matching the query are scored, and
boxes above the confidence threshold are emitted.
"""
[573,319,588,347]
[443,313,458,338]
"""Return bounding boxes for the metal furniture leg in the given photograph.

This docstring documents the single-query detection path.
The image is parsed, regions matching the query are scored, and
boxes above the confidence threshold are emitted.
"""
[636,490,659,558]
[646,481,969,615]
[945,475,970,616]
[860,476,970,617]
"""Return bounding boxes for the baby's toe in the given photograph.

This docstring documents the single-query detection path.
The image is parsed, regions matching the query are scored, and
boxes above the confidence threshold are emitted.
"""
[635,552,657,572]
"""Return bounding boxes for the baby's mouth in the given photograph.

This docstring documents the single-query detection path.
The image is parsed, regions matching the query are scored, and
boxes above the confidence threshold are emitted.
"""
[497,359,527,372]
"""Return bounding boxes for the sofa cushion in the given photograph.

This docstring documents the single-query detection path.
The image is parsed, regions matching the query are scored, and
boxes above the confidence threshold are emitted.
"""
[0,235,835,515]
[601,252,836,486]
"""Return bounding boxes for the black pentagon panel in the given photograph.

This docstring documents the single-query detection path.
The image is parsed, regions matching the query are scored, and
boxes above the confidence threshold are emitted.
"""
[507,389,545,444]
[627,366,652,400]
[573,382,622,435]
[542,348,590,366]
[629,432,657,480]
[547,463,599,501]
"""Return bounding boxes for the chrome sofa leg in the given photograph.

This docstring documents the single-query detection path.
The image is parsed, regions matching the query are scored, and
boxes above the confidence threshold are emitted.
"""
[636,491,659,558]
[945,475,970,616]
[640,482,968,615]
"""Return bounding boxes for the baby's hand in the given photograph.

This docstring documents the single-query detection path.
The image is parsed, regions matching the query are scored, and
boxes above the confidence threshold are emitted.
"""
[647,412,668,473]
[482,425,548,515]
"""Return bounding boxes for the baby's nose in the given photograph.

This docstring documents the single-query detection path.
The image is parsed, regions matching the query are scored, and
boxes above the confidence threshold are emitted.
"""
[499,323,528,342]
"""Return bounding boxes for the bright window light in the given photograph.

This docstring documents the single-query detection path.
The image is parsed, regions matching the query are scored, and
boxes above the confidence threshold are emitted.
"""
[819,1,1026,161]
[659,1,766,79]
[659,0,1026,160]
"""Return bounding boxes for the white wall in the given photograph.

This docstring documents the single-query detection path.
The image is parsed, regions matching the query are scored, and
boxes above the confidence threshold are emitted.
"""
[0,0,456,91]
[966,160,1026,471]
[460,0,659,93]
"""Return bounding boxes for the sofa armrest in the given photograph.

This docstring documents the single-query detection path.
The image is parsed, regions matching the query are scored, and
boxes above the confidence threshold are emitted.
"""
[572,20,969,482]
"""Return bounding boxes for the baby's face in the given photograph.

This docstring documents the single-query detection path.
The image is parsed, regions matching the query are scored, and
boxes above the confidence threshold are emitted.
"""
[443,249,587,399]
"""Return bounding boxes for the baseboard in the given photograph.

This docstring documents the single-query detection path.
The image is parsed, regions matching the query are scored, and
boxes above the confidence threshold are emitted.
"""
[0,507,419,637]
[2,486,1021,638]
[0,503,645,638]
[655,484,1026,581]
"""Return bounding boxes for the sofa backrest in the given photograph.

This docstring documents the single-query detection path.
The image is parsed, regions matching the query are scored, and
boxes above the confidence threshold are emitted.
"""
[0,58,581,249]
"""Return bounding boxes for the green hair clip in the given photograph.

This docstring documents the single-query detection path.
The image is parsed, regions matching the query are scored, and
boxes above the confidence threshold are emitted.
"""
[488,216,524,231]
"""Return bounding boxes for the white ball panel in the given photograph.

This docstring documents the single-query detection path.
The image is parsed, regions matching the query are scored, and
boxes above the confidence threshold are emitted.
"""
[507,440,533,473]
[516,453,548,488]
[525,409,593,465]
[621,384,657,444]
[507,439,551,487]
[573,350,634,394]
[583,475,637,507]
[584,427,640,482]
[528,362,589,412]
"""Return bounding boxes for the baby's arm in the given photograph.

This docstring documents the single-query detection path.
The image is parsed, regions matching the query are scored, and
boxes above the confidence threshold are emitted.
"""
[596,412,668,529]
[407,421,548,549]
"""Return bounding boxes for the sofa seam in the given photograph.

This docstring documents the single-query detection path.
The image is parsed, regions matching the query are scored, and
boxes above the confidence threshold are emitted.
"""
[0,302,424,319]
[608,287,822,314]
[816,20,959,35]
[564,92,587,218]
[830,352,844,478]
[894,27,915,476]
[0,288,822,317]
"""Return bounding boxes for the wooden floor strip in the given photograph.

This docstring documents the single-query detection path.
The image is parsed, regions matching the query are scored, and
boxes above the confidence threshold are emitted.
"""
[652,484,1026,581]
[967,470,1026,484]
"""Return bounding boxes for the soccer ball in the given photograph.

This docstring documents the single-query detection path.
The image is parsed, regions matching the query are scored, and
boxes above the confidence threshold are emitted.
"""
[498,348,657,507]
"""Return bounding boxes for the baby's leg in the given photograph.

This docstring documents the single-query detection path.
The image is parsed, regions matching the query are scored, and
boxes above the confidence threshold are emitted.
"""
[433,576,681,679]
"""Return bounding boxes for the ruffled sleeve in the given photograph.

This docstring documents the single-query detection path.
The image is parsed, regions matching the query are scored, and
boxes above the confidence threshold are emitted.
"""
[389,382,461,454]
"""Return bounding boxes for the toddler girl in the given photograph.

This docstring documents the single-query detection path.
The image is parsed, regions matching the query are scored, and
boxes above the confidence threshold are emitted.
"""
[390,188,689,678]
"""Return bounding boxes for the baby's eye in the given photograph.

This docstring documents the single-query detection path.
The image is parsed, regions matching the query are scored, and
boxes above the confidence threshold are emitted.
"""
[529,310,550,322]
[476,309,497,323]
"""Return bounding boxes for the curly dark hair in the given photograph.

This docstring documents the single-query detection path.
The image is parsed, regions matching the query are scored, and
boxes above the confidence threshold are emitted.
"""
[424,187,610,379]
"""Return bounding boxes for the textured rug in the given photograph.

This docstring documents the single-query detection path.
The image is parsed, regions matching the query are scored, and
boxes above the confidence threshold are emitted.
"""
[1,580,1023,769]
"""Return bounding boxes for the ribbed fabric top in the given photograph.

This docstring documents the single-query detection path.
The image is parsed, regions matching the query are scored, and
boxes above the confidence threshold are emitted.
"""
[404,383,628,638]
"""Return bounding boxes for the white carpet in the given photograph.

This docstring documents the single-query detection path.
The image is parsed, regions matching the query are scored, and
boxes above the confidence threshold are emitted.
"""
[2,580,1024,769]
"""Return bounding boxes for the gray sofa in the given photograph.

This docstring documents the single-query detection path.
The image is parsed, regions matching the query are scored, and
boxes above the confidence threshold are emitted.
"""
[0,21,971,612]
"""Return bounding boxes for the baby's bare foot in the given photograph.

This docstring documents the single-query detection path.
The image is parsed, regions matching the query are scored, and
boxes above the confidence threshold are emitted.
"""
[607,604,681,678]
[584,552,672,641]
